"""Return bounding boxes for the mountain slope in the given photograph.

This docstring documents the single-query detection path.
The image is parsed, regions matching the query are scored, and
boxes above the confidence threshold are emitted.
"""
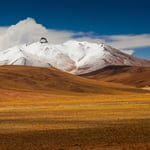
[81,66,150,88]
[0,65,147,94]
[0,40,150,75]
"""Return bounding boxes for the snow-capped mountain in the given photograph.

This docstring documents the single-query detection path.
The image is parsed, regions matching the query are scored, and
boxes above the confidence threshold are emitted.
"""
[0,39,150,75]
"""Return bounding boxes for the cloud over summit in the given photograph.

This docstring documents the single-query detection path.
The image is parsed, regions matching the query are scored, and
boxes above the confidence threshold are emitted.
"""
[0,18,76,50]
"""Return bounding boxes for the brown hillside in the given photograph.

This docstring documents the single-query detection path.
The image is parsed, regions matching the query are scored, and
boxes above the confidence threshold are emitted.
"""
[0,65,147,94]
[81,66,150,88]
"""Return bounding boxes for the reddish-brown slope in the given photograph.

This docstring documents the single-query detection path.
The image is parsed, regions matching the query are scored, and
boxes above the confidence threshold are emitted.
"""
[0,65,147,94]
[81,66,150,88]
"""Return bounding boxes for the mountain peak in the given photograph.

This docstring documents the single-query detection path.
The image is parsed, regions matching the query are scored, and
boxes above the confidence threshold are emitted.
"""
[0,40,150,75]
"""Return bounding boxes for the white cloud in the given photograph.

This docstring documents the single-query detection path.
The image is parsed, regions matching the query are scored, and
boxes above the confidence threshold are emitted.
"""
[0,27,7,34]
[120,49,135,55]
[0,18,77,50]
[104,34,150,49]
[0,18,150,56]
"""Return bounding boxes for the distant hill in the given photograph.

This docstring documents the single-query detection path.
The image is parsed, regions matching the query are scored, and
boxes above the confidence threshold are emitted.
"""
[0,65,147,94]
[81,66,150,88]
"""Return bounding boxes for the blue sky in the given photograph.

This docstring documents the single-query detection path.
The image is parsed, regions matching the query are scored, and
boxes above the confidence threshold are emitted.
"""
[0,0,150,59]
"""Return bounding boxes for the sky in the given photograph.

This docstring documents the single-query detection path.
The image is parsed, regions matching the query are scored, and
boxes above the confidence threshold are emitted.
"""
[0,0,150,59]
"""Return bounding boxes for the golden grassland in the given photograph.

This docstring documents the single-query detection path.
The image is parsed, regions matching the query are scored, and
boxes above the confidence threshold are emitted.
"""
[0,89,150,150]
[0,66,150,149]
